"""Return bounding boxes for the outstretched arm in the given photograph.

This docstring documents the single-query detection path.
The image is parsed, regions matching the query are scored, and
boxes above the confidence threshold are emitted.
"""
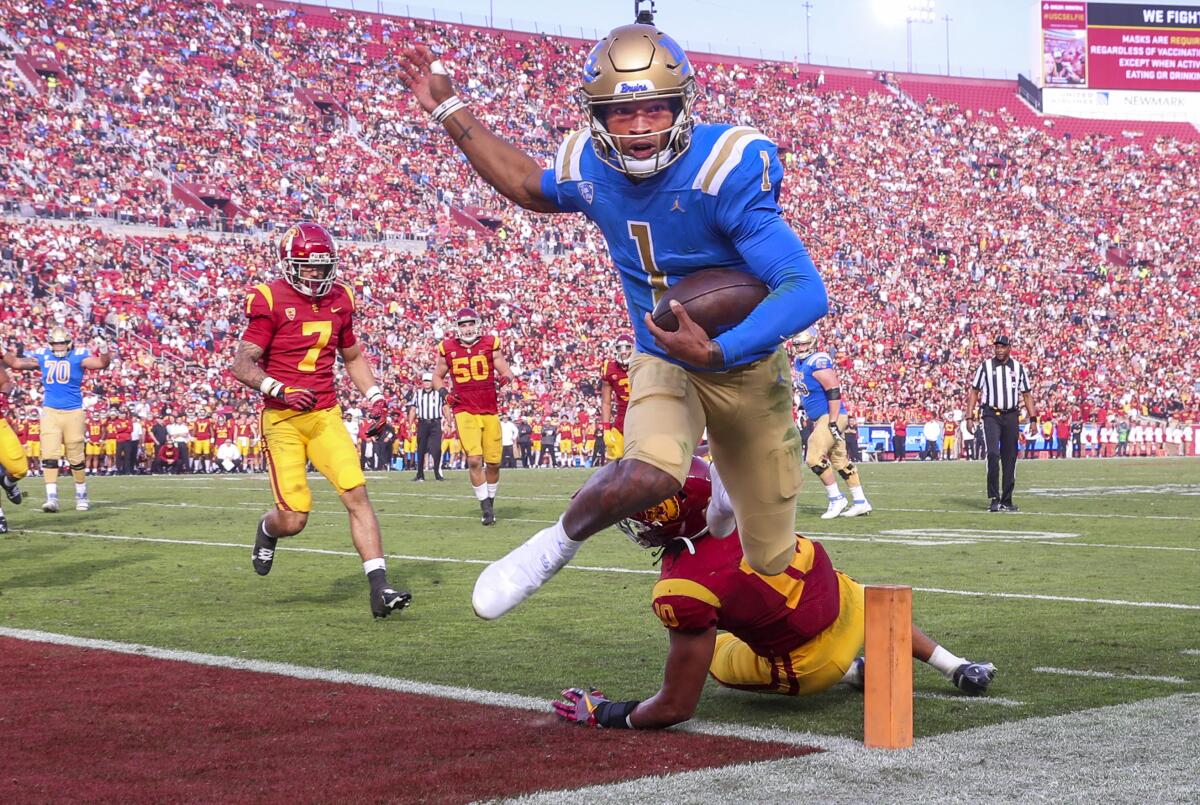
[81,340,112,370]
[3,350,38,371]
[394,45,561,213]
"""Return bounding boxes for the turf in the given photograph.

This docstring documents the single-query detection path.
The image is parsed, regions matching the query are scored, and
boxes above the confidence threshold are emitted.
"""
[1,457,1196,740]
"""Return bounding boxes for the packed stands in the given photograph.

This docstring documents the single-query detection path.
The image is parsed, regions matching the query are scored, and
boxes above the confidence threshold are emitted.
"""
[1,0,1197,461]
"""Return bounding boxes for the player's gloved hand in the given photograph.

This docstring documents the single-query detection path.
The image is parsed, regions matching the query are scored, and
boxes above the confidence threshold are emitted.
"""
[364,397,389,438]
[280,386,318,412]
[498,374,514,389]
[829,422,844,441]
[553,687,640,729]
[445,389,461,409]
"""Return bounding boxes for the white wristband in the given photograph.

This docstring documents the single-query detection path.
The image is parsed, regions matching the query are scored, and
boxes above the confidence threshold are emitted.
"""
[366,385,384,403]
[431,95,466,124]
[260,376,283,397]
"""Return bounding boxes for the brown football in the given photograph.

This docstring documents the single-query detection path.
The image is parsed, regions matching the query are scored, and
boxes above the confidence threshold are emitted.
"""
[650,268,769,338]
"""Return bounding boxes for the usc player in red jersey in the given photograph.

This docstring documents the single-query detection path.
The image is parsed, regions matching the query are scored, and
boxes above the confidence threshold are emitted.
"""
[0,363,30,533]
[600,334,633,461]
[433,307,516,526]
[231,222,411,619]
[554,456,995,729]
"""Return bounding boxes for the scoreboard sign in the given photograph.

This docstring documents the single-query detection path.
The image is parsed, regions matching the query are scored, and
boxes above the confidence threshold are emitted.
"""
[1041,2,1200,92]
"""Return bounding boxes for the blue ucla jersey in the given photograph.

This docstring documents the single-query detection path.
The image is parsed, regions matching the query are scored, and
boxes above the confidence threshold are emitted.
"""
[32,347,90,410]
[540,123,827,369]
[795,351,847,422]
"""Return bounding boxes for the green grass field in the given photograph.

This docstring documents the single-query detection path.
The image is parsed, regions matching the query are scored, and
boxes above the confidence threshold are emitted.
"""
[2,457,1197,741]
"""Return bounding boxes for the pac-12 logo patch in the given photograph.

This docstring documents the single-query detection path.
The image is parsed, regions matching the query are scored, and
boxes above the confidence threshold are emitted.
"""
[285,307,296,321]
[579,181,595,204]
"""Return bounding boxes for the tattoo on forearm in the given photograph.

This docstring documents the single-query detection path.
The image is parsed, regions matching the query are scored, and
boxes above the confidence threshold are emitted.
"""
[232,341,267,390]
[449,119,474,143]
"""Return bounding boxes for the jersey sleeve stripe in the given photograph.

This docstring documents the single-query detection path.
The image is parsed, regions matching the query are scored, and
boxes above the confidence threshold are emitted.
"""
[652,578,722,608]
[254,283,275,312]
[692,127,760,195]
[705,130,771,196]
[556,129,589,183]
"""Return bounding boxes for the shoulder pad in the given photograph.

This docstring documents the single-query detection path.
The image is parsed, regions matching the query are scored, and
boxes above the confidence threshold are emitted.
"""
[488,334,501,351]
[246,283,275,316]
[691,126,772,196]
[554,128,591,184]
[336,282,356,311]
[438,340,449,356]
[73,348,89,357]
[652,578,721,608]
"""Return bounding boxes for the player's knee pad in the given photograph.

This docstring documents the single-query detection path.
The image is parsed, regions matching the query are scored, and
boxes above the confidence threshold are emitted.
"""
[69,460,86,473]
[41,458,60,470]
[837,462,856,481]
[809,457,831,477]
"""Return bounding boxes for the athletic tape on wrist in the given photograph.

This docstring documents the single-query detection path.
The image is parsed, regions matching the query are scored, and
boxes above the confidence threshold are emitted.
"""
[366,385,384,403]
[430,59,448,75]
[259,376,283,397]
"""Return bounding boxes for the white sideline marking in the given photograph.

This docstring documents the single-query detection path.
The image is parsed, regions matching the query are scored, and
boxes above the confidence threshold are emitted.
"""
[1183,649,1200,656]
[886,506,1196,522]
[131,501,558,525]
[16,528,1200,611]
[0,627,848,751]
[913,692,1024,707]
[879,528,1080,540]
[1033,667,1188,684]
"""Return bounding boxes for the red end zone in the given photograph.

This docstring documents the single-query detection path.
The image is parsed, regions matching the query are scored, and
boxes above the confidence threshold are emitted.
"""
[0,637,819,803]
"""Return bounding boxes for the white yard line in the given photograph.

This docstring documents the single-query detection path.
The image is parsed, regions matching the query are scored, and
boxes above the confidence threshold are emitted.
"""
[913,692,1024,707]
[1183,649,1200,656]
[0,627,847,751]
[15,528,1200,610]
[1032,667,1189,684]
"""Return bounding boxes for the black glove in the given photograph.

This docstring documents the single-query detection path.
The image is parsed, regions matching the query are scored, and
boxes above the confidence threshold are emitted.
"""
[829,422,844,441]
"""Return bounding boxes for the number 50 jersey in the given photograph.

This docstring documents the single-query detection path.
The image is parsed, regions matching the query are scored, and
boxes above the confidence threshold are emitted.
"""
[439,335,501,416]
[240,279,358,411]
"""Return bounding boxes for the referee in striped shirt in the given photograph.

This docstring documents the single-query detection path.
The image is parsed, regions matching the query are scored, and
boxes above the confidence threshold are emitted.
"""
[409,372,447,481]
[965,335,1039,512]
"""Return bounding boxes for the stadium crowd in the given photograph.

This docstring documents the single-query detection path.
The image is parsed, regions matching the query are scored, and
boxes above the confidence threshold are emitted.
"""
[1,0,1197,471]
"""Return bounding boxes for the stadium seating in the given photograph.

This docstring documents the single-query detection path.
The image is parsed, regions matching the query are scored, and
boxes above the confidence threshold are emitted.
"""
[0,0,1196,447]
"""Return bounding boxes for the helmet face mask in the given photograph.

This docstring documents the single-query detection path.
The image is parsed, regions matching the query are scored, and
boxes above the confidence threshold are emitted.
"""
[48,326,73,358]
[279,223,338,299]
[615,335,634,367]
[455,307,481,345]
[579,23,699,178]
[792,326,819,358]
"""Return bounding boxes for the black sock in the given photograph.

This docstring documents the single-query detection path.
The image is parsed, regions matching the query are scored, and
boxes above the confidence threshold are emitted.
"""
[367,568,389,593]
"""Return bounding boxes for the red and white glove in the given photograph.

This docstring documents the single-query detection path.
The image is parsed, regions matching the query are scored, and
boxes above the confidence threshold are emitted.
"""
[365,397,389,438]
[279,386,318,412]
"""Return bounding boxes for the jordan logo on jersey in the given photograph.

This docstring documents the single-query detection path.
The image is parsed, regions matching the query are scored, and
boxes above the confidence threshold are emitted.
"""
[579,181,595,204]
[670,196,686,213]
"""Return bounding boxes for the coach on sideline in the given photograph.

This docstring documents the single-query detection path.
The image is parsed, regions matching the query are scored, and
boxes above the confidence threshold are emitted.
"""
[965,335,1039,512]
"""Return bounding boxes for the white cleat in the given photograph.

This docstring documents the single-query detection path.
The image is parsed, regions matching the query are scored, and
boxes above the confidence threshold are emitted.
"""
[841,501,873,518]
[472,529,572,620]
[41,499,60,513]
[821,496,849,520]
[76,497,90,512]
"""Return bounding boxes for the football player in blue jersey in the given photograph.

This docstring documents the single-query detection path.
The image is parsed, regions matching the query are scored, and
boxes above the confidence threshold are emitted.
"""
[397,10,829,619]
[791,327,871,519]
[4,327,111,512]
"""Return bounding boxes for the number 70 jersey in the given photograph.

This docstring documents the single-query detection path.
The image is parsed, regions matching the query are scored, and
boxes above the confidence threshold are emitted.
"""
[240,278,359,411]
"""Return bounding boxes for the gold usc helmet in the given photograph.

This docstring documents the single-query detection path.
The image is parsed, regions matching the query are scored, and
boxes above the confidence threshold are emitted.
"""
[578,22,698,177]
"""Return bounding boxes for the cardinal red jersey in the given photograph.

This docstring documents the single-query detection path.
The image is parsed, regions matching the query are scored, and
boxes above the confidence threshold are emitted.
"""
[236,423,254,441]
[652,533,840,658]
[241,279,358,411]
[214,423,234,444]
[601,359,631,431]
[111,417,133,441]
[86,422,104,442]
[26,421,41,441]
[439,335,501,415]
[194,419,213,440]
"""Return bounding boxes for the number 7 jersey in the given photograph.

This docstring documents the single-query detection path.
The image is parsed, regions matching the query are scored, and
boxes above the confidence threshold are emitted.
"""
[240,279,358,411]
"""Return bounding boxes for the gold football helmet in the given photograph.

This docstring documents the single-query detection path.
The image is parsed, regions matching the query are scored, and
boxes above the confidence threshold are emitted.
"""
[791,326,818,358]
[48,326,73,357]
[578,22,698,177]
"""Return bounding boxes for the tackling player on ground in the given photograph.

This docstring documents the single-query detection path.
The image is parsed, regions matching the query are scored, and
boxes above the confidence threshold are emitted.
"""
[397,7,828,620]
[600,335,633,461]
[231,222,411,619]
[0,362,30,533]
[792,326,871,518]
[4,327,111,513]
[433,307,516,526]
[554,456,994,729]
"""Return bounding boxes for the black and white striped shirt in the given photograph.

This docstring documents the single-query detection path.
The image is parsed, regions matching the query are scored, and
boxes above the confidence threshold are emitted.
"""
[409,387,446,421]
[971,358,1031,413]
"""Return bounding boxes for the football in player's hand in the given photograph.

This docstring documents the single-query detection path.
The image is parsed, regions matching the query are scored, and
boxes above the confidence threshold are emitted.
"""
[650,269,768,339]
